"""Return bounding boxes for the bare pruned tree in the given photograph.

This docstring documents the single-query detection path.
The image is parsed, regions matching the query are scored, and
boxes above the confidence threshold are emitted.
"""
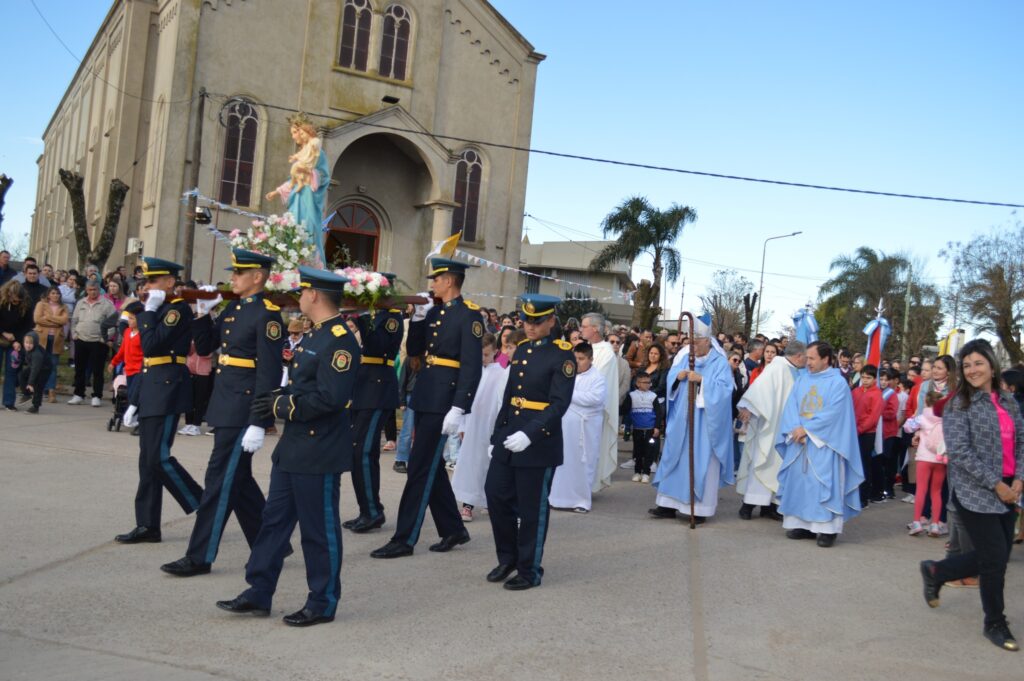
[699,269,771,336]
[58,169,129,271]
[0,174,12,232]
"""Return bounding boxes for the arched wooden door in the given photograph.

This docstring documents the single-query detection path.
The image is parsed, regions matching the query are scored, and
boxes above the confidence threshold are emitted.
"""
[324,202,380,269]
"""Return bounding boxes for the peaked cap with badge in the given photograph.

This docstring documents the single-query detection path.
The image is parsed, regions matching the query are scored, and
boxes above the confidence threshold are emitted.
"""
[226,247,276,271]
[141,256,184,278]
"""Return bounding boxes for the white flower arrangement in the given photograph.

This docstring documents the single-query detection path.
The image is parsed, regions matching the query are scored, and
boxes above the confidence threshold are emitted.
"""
[228,212,317,291]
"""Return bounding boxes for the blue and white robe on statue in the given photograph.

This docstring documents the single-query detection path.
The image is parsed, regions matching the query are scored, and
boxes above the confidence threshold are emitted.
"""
[775,366,864,534]
[653,346,735,517]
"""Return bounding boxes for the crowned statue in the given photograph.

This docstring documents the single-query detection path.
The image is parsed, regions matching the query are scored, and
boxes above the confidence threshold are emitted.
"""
[265,112,330,266]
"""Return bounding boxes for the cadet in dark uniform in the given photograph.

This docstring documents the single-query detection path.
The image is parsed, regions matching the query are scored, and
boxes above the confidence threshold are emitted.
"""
[343,278,404,533]
[485,294,575,590]
[115,258,204,544]
[160,249,285,576]
[217,266,360,627]
[371,258,482,558]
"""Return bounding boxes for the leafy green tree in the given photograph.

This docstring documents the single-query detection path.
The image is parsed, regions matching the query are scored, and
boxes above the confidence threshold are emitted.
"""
[589,195,696,330]
[557,291,606,324]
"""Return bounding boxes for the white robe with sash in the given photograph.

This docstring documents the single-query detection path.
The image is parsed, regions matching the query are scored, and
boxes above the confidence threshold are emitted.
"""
[736,358,799,506]
[591,340,621,493]
[451,363,509,508]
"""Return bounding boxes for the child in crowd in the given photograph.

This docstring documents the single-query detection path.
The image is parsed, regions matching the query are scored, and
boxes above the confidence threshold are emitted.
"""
[110,302,144,407]
[907,391,947,536]
[875,368,901,501]
[17,331,52,413]
[629,371,663,483]
[851,364,882,506]
[452,333,510,522]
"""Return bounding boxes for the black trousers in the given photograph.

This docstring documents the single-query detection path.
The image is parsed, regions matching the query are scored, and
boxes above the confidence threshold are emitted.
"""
[390,411,465,546]
[857,433,875,505]
[931,493,1016,628]
[185,426,266,565]
[243,468,342,617]
[73,340,107,399]
[485,460,555,586]
[134,414,203,528]
[384,410,397,442]
[350,408,385,520]
[18,365,48,408]
[633,428,658,474]
[871,436,899,497]
[185,373,213,426]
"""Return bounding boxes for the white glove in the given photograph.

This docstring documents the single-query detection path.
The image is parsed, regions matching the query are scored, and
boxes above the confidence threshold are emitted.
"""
[241,425,266,453]
[122,405,138,428]
[411,292,434,322]
[441,406,465,436]
[195,285,222,316]
[144,289,165,312]
[503,431,531,453]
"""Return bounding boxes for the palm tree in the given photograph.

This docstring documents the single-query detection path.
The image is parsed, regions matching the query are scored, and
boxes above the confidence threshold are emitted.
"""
[818,247,909,311]
[589,196,696,329]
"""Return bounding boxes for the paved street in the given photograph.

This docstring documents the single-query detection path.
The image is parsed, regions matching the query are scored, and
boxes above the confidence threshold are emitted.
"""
[0,403,1021,680]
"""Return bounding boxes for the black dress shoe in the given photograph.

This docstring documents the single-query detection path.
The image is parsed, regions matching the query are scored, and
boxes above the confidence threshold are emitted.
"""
[370,541,414,559]
[429,530,470,552]
[341,516,363,530]
[761,504,784,521]
[739,503,754,520]
[216,595,270,616]
[486,564,516,583]
[283,607,335,627]
[115,526,161,544]
[350,514,385,533]
[919,560,941,608]
[503,575,538,591]
[816,533,837,548]
[393,461,408,474]
[984,622,1020,651]
[647,506,676,519]
[786,528,815,540]
[161,556,211,577]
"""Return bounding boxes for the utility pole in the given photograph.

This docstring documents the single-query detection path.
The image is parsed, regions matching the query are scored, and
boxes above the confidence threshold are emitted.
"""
[901,265,913,363]
[182,87,207,280]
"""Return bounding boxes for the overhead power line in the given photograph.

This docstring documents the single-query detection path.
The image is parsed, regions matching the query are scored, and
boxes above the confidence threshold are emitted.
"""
[207,92,1024,210]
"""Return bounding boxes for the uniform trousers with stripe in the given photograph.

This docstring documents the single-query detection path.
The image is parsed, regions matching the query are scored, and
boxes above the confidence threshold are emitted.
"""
[185,427,266,565]
[485,460,556,586]
[349,408,385,520]
[243,467,343,617]
[135,415,203,528]
[390,411,465,546]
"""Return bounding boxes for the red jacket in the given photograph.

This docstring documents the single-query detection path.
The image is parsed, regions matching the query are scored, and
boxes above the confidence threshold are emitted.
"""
[852,384,883,434]
[881,389,899,439]
[110,328,143,376]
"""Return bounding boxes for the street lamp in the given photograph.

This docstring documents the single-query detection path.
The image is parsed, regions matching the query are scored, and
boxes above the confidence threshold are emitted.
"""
[755,231,802,335]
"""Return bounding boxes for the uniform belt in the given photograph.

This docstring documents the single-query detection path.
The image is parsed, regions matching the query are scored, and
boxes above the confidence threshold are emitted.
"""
[361,356,395,367]
[426,355,460,369]
[143,356,187,367]
[218,354,256,368]
[511,397,550,411]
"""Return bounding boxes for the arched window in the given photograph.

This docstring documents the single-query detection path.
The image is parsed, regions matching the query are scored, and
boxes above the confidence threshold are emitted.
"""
[379,4,411,80]
[339,0,372,72]
[451,149,483,242]
[217,99,258,206]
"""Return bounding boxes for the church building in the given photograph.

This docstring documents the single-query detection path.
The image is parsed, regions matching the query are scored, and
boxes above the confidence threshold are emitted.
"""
[31,0,543,300]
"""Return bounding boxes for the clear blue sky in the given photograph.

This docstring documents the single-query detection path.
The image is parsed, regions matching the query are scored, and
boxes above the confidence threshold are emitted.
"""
[2,1,1022,334]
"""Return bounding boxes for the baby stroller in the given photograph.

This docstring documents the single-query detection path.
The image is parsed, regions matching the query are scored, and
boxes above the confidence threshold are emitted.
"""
[107,374,129,432]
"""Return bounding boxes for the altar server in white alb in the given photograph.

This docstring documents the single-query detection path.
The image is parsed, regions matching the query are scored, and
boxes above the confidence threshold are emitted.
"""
[649,314,734,524]
[549,342,607,513]
[736,340,807,520]
[452,333,509,522]
[579,313,620,493]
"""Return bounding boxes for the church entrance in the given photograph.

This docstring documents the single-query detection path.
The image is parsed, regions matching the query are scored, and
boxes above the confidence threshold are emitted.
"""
[324,202,380,269]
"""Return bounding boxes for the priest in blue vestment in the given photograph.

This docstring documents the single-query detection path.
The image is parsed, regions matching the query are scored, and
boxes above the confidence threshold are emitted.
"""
[649,314,735,524]
[775,341,864,547]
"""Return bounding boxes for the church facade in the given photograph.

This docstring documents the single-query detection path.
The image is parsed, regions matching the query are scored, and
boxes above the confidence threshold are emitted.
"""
[31,0,543,300]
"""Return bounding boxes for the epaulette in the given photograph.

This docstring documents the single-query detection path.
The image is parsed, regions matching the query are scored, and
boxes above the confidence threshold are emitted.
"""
[264,298,281,312]
[517,338,530,346]
[554,339,573,351]
[463,299,480,311]
[331,323,347,337]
